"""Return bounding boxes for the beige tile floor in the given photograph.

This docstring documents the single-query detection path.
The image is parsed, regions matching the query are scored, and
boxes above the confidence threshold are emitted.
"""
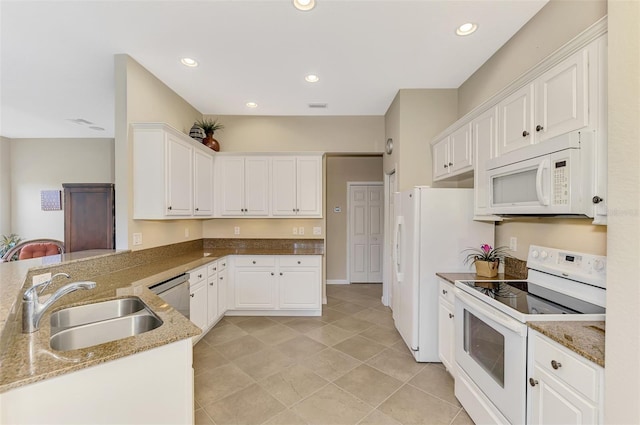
[194,283,474,425]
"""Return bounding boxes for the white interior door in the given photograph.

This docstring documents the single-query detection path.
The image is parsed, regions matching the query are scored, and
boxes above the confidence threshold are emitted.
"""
[349,183,383,283]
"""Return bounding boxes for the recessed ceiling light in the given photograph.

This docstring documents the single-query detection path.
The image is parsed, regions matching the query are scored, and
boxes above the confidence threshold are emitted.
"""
[180,57,198,67]
[456,22,478,36]
[305,74,319,83]
[246,102,258,108]
[293,0,315,11]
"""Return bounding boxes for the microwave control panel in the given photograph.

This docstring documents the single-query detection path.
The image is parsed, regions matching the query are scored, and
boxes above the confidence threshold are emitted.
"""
[553,159,569,205]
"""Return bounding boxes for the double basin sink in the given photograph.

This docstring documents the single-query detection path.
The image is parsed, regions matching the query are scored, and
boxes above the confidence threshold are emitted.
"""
[49,297,163,351]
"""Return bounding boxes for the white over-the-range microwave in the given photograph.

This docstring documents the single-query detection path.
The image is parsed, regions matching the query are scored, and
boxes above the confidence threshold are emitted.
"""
[486,130,599,217]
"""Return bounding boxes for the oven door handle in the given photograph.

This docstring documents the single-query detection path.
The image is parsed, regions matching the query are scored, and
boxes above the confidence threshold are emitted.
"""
[455,289,528,337]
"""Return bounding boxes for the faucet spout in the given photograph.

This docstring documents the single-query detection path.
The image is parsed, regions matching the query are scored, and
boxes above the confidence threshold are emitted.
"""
[22,277,96,333]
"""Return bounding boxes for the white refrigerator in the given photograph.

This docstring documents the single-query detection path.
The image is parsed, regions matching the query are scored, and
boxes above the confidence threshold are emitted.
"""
[392,187,494,362]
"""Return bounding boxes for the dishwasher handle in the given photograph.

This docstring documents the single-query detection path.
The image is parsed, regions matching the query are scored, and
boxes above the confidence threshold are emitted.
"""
[149,273,190,295]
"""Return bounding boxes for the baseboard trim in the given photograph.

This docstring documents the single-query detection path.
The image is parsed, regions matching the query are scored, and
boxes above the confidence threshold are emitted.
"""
[326,279,350,285]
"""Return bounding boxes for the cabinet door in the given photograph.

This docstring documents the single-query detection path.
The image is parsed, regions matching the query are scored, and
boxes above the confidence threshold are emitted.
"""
[234,268,276,309]
[473,108,498,216]
[190,281,208,330]
[207,274,218,327]
[449,124,473,174]
[219,157,245,216]
[244,157,270,216]
[193,150,214,216]
[433,137,450,179]
[497,83,535,156]
[296,157,322,216]
[535,49,589,142]
[271,157,297,216]
[438,299,455,376]
[165,134,193,216]
[529,365,598,425]
[278,267,320,309]
[218,268,228,314]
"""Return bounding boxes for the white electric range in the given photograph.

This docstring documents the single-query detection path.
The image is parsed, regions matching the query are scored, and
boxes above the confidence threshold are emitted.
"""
[453,245,606,425]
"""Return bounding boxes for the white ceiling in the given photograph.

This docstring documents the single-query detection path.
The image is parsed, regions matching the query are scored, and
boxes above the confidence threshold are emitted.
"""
[0,0,548,139]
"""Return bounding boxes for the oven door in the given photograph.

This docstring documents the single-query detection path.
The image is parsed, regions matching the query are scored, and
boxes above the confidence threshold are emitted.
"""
[455,289,528,425]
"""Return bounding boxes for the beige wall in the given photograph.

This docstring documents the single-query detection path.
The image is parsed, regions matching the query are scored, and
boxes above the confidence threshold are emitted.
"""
[325,156,383,281]
[458,0,607,115]
[383,89,458,191]
[0,137,11,235]
[605,1,640,423]
[114,54,203,250]
[209,115,384,153]
[9,138,114,241]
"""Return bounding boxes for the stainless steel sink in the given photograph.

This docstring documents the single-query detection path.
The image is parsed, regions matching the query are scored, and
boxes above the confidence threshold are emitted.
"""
[49,297,163,351]
[50,297,147,332]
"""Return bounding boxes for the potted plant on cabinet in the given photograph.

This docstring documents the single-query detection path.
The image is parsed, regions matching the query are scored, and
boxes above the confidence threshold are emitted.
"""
[195,118,224,152]
[462,244,511,277]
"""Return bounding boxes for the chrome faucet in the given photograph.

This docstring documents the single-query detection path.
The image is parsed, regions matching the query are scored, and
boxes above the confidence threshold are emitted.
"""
[22,272,96,333]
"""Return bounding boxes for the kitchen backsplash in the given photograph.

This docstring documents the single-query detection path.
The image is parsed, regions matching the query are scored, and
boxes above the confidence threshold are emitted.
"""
[505,257,528,279]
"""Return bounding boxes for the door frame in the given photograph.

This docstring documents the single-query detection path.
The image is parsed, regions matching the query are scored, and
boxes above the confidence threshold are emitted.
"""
[346,181,384,285]
[382,168,396,306]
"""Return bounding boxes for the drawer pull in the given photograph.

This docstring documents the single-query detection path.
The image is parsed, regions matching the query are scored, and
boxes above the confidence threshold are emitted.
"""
[210,282,213,286]
[448,313,454,319]
[297,261,301,264]
[190,293,194,298]
[522,130,530,137]
[551,360,562,370]
[219,276,223,280]
[529,378,538,387]
[442,289,447,295]
[271,272,274,276]
[198,274,202,278]
[280,272,283,276]
[253,260,256,264]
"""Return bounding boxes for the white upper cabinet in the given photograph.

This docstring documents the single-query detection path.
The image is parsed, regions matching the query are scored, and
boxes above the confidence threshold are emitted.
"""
[217,156,270,216]
[497,83,535,156]
[535,49,589,142]
[433,124,473,181]
[272,156,322,217]
[132,123,213,219]
[472,107,498,217]
[193,150,214,216]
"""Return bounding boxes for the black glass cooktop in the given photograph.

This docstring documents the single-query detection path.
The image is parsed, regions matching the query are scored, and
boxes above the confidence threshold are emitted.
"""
[457,280,583,315]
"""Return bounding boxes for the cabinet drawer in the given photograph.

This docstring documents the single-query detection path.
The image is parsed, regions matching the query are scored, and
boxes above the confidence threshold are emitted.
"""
[189,266,207,286]
[533,332,600,401]
[218,257,228,270]
[207,261,218,275]
[234,256,275,267]
[438,280,455,304]
[279,256,321,267]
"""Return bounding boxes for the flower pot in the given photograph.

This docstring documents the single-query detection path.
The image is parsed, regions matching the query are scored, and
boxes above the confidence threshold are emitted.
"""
[203,133,220,152]
[475,260,499,278]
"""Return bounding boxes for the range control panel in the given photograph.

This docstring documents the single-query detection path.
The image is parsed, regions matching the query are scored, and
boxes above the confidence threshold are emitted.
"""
[527,245,606,288]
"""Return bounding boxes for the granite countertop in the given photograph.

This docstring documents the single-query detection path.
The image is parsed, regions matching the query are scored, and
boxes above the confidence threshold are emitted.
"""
[528,321,606,367]
[0,239,324,393]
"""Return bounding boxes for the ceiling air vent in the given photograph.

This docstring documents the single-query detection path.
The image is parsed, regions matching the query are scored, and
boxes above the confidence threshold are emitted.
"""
[308,103,328,109]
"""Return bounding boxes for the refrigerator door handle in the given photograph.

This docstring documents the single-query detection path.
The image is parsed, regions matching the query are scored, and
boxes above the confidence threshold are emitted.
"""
[394,215,404,282]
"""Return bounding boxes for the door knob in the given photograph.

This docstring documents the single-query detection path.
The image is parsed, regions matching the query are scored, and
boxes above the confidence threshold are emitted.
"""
[529,378,538,387]
[551,360,562,370]
[448,313,454,319]
[536,125,544,132]
[522,131,530,137]
[592,196,604,204]
[190,293,194,298]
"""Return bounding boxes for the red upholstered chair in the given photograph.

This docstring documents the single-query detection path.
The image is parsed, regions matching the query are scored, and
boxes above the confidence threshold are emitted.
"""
[1,239,65,262]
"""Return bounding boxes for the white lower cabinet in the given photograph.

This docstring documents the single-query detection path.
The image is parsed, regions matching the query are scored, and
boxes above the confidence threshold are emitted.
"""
[437,279,455,377]
[0,340,194,424]
[227,255,321,315]
[189,280,207,331]
[527,329,604,424]
[189,260,227,334]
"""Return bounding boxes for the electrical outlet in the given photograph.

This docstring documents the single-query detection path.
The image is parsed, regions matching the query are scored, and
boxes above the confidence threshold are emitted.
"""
[184,227,190,238]
[510,237,517,252]
[234,226,240,235]
[133,233,142,246]
[293,227,298,235]
[313,227,322,235]
[298,227,305,235]
[33,272,52,286]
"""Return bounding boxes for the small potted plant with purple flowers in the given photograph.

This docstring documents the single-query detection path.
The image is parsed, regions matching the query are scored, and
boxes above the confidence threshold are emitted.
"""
[462,244,511,277]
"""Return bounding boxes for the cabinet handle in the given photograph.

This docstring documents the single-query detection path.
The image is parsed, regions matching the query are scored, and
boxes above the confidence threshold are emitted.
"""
[297,261,301,264]
[168,206,172,210]
[448,162,453,166]
[522,131,530,137]
[213,267,217,271]
[448,313,454,319]
[592,196,604,204]
[271,272,274,276]
[222,263,226,267]
[210,282,214,286]
[190,293,194,298]
[280,272,283,276]
[529,378,538,387]
[442,289,447,295]
[551,360,562,370]
[252,260,256,264]
[296,209,300,212]
[293,208,296,212]
[443,164,448,169]
[198,274,202,278]
[195,207,199,211]
[536,125,544,132]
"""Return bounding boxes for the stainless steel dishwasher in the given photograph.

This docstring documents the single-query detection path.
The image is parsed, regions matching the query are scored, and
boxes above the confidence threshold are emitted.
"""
[150,273,190,319]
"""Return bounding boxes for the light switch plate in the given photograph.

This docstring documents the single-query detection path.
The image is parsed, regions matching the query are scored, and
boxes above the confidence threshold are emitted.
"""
[133,233,142,246]
[293,227,298,235]
[298,227,305,235]
[313,227,322,235]
[234,227,240,235]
